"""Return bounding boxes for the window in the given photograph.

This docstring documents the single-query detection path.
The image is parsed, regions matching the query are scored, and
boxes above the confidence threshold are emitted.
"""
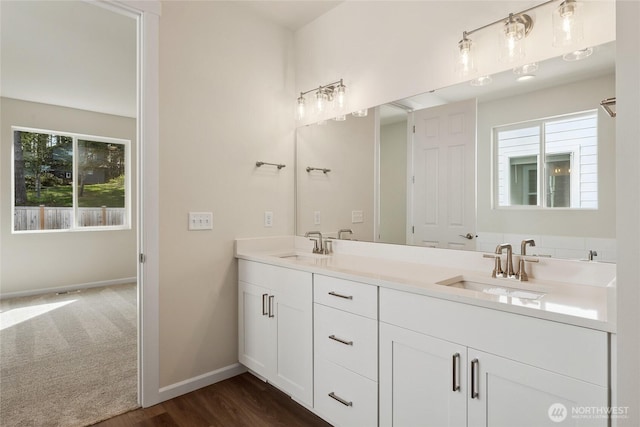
[494,111,598,209]
[12,127,130,232]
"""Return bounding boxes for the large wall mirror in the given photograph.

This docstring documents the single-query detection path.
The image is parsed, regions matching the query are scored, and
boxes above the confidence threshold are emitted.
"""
[296,41,616,261]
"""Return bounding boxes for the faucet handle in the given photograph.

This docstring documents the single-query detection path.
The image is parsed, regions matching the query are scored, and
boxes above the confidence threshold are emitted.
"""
[483,254,503,278]
[308,237,320,253]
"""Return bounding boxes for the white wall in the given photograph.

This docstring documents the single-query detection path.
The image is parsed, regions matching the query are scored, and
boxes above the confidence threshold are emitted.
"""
[158,1,295,388]
[0,97,137,296]
[296,113,375,241]
[476,73,616,239]
[615,0,640,424]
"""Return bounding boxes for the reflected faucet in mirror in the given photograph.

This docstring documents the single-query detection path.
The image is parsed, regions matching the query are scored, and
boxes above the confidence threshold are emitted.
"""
[338,229,354,240]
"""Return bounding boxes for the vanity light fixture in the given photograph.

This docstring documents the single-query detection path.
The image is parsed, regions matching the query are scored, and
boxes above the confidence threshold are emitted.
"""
[295,79,346,121]
[455,0,589,77]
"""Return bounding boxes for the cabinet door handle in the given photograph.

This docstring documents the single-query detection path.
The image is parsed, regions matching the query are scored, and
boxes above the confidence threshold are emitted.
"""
[328,335,353,346]
[268,295,275,318]
[328,291,353,300]
[452,353,460,392]
[261,293,268,316]
[328,392,353,407]
[470,358,479,399]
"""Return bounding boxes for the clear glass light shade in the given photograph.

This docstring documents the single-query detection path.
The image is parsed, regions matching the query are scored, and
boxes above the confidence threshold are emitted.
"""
[562,47,593,61]
[553,0,583,47]
[315,89,328,113]
[334,82,347,110]
[455,37,476,77]
[296,95,306,120]
[500,18,526,62]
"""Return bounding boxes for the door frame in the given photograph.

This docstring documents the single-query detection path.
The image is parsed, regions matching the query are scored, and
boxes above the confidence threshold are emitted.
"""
[100,0,161,407]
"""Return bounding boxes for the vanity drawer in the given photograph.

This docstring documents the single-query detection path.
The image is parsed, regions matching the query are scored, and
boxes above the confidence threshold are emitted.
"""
[314,357,377,427]
[314,303,378,381]
[314,274,378,319]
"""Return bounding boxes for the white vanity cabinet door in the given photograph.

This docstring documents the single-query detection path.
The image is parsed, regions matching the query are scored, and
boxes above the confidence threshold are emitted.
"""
[379,322,467,427]
[238,280,275,380]
[272,272,313,406]
[467,349,608,427]
[237,260,313,407]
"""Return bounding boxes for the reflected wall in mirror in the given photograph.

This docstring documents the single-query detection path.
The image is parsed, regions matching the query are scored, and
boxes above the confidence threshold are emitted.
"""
[296,41,616,261]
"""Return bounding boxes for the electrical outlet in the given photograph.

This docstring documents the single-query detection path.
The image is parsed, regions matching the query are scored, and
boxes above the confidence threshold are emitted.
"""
[314,211,321,225]
[188,212,213,230]
[264,211,273,227]
[352,210,364,223]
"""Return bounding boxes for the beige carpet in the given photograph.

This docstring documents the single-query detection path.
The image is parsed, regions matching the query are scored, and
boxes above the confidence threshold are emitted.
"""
[0,284,138,426]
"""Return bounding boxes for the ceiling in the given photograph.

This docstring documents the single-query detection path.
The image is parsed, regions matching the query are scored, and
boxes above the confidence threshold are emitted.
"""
[0,1,341,118]
[0,1,137,118]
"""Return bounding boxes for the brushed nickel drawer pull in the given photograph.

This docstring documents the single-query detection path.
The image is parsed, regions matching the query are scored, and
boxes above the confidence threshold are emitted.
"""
[262,293,268,316]
[471,358,479,399]
[452,353,460,392]
[328,291,353,300]
[329,335,353,346]
[328,392,353,407]
[268,295,275,318]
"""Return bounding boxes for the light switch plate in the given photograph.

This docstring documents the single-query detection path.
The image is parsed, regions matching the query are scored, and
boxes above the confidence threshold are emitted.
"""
[314,211,321,225]
[264,211,273,227]
[189,212,213,230]
[352,210,364,223]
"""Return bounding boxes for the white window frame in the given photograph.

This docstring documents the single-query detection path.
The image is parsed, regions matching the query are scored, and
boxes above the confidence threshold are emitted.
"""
[11,126,131,233]
[492,110,598,210]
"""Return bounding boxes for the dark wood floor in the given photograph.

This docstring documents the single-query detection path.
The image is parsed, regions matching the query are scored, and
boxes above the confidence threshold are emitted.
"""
[93,373,332,427]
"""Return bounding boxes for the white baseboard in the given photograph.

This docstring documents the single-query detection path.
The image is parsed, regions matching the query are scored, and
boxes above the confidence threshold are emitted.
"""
[157,363,247,403]
[0,277,137,300]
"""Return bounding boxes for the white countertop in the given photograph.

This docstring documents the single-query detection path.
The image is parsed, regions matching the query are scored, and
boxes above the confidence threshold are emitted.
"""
[235,236,616,333]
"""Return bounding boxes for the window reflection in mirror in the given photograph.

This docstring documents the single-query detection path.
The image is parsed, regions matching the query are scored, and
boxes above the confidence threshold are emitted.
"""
[494,111,598,209]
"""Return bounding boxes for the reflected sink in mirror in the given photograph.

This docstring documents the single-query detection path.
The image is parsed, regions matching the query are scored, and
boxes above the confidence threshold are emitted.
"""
[437,276,546,301]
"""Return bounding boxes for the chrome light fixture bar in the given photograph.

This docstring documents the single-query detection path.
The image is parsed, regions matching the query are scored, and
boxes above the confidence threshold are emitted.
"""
[296,79,346,121]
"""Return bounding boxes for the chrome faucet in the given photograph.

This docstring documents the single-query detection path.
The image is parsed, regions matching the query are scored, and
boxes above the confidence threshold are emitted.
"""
[495,243,515,278]
[304,231,324,254]
[338,228,354,240]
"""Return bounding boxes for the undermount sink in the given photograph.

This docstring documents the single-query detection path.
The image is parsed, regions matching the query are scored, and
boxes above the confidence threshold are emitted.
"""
[436,276,546,300]
[277,252,330,262]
